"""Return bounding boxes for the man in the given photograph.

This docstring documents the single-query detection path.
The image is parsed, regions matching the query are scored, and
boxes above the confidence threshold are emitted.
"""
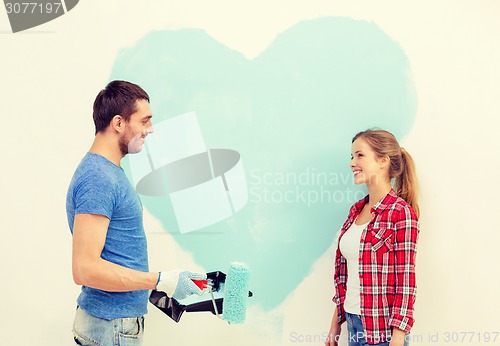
[66,80,205,345]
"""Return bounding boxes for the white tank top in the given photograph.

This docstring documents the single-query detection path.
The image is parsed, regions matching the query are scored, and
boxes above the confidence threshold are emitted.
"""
[339,219,368,315]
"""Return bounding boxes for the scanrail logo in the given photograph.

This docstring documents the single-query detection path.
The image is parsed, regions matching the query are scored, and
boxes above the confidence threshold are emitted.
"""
[3,0,78,33]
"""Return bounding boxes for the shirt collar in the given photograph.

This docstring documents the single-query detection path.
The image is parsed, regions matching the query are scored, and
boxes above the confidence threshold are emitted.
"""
[372,189,399,214]
[352,189,398,215]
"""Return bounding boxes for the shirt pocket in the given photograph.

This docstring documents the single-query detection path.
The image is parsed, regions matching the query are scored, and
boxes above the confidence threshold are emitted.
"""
[370,228,394,254]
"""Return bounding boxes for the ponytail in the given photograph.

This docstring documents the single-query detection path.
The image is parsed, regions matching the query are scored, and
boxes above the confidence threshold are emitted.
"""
[394,148,420,218]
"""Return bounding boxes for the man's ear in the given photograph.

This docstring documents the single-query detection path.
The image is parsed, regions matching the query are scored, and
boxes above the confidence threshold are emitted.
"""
[110,115,125,133]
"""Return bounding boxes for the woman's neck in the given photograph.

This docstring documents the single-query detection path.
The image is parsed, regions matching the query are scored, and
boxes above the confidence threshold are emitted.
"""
[366,182,392,207]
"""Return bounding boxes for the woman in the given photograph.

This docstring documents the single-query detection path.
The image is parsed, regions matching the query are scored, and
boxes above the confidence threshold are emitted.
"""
[326,129,420,346]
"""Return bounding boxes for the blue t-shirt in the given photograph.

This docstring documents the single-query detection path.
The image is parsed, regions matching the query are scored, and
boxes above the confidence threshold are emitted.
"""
[66,152,149,320]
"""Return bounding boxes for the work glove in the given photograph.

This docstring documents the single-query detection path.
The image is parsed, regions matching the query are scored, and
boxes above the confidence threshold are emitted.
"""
[155,270,207,301]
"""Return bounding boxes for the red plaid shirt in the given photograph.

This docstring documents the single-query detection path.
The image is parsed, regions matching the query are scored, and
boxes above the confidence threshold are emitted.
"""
[333,189,419,344]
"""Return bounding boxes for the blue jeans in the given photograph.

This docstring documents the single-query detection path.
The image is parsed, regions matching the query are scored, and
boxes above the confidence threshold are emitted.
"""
[346,312,409,346]
[73,306,144,346]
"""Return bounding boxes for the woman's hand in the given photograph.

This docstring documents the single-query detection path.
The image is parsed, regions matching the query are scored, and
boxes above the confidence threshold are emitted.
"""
[325,309,341,346]
[389,328,406,346]
[325,324,341,346]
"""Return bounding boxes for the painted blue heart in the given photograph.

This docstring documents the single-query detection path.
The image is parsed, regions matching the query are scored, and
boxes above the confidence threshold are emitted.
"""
[111,17,416,310]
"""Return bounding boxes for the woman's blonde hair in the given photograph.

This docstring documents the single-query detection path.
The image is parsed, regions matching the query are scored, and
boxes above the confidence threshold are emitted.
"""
[352,129,420,217]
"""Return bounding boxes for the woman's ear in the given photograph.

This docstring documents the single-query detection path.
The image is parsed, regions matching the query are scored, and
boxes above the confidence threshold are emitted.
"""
[379,155,390,169]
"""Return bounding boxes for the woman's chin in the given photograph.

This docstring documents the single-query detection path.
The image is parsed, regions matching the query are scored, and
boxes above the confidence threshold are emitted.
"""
[353,177,364,185]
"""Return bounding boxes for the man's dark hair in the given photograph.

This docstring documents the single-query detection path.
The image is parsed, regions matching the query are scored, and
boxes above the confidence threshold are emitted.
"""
[93,80,150,134]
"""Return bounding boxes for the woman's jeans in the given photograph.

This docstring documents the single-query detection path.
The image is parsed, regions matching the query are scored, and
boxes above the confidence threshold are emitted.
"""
[73,306,144,346]
[346,312,409,346]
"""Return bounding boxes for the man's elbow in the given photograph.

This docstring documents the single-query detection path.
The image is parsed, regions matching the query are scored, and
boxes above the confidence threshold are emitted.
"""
[72,259,97,287]
[72,269,84,286]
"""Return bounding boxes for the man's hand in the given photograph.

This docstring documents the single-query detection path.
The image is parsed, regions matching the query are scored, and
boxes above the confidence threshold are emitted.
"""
[156,270,207,300]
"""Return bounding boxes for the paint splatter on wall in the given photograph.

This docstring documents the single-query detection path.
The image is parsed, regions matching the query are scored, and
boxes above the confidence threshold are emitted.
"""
[111,17,416,310]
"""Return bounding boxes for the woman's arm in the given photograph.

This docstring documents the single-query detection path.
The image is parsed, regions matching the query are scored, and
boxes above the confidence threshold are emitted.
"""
[390,206,419,332]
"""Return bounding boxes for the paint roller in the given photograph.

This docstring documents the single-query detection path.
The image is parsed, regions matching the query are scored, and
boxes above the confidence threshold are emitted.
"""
[221,262,250,324]
[149,262,251,323]
[193,262,250,323]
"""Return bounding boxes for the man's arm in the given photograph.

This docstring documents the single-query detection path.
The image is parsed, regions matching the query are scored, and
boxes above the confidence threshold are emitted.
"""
[72,213,158,292]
